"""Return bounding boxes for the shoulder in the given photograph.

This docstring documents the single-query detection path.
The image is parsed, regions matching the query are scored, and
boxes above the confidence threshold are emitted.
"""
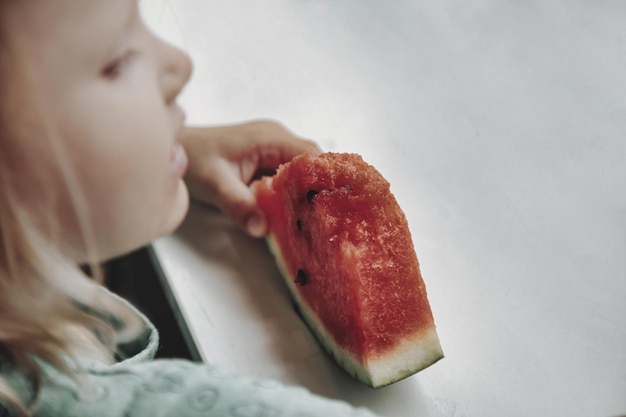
[81,286,160,368]
[3,289,381,417]
[0,355,44,416]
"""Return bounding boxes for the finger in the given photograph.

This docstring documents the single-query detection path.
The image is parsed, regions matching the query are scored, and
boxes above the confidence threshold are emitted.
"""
[212,161,268,237]
[242,120,321,169]
[253,138,318,173]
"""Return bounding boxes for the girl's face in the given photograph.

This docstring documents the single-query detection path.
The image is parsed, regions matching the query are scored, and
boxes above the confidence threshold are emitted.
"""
[1,0,193,262]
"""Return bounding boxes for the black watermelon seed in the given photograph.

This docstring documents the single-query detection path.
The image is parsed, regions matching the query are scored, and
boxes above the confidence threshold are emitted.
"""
[295,269,308,286]
[306,190,318,203]
[296,218,303,231]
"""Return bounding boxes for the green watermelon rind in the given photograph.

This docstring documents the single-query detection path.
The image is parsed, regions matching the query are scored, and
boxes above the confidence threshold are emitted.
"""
[266,235,444,389]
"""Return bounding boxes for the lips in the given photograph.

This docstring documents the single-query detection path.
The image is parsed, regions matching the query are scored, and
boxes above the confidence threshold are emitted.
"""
[171,140,188,177]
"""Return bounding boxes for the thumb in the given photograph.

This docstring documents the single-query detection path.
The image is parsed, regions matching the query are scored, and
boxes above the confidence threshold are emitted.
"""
[212,166,268,238]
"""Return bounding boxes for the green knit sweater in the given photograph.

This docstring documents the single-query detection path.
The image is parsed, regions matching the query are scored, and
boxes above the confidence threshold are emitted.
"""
[0,289,380,417]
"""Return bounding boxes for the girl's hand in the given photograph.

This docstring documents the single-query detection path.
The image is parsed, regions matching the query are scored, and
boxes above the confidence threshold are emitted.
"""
[180,120,319,237]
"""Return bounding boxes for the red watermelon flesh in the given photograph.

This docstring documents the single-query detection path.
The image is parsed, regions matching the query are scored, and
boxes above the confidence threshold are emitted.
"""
[252,152,443,387]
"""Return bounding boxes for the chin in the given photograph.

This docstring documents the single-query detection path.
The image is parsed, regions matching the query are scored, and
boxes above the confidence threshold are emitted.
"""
[159,179,190,236]
[63,183,191,264]
[80,182,190,263]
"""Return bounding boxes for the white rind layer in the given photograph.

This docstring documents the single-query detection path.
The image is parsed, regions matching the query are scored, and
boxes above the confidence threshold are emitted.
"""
[267,235,444,388]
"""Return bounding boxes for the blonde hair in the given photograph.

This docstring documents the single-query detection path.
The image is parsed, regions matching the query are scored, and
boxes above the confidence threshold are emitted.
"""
[0,10,120,416]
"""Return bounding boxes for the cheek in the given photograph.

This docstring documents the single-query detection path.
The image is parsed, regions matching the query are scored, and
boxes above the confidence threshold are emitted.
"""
[4,61,185,260]
[61,120,185,259]
[58,87,174,206]
[41,75,185,260]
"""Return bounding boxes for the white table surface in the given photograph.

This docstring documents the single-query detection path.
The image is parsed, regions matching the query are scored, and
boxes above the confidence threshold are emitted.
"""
[143,2,626,416]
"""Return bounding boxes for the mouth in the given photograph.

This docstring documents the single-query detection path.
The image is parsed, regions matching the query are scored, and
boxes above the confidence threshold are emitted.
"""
[171,141,188,178]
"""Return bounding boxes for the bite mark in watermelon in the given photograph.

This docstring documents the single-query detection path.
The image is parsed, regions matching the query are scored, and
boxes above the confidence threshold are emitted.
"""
[252,152,443,388]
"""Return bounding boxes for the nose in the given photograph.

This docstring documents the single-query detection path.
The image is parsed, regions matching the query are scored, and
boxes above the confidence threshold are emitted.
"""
[160,42,193,105]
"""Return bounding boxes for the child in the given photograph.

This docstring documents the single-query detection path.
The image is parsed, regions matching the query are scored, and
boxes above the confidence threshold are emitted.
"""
[0,1,382,416]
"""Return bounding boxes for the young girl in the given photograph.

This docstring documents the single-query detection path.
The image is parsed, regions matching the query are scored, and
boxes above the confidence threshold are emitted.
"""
[0,1,381,416]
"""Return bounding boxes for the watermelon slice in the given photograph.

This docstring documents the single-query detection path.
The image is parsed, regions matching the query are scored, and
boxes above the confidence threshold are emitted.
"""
[252,152,443,388]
